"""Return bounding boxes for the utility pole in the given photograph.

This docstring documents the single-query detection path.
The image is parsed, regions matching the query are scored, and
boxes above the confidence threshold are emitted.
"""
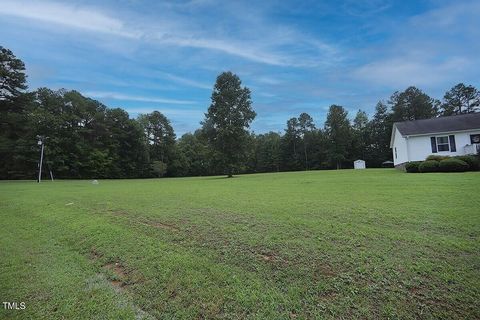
[37,136,45,183]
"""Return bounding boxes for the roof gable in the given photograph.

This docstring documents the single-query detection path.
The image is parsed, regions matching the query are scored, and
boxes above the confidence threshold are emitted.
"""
[394,113,480,136]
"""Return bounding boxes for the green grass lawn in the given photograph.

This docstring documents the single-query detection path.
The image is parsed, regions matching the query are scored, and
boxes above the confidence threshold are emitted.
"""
[1,169,479,319]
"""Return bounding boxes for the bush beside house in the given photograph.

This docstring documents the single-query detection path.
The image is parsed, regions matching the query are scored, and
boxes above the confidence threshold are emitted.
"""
[425,155,450,161]
[438,158,469,172]
[455,155,479,171]
[406,155,479,173]
[405,161,421,173]
[419,160,440,172]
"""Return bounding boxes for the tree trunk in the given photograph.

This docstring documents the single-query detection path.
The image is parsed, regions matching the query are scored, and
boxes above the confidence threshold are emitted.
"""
[227,165,233,178]
[303,141,308,171]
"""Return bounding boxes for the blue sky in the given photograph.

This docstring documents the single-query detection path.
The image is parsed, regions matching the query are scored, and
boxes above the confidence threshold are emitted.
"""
[1,0,479,135]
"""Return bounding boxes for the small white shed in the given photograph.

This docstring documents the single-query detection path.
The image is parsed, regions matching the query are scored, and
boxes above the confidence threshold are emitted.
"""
[354,160,366,169]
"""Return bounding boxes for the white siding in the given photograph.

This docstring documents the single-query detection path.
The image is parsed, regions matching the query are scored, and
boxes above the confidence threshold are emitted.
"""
[392,128,409,166]
[393,130,480,165]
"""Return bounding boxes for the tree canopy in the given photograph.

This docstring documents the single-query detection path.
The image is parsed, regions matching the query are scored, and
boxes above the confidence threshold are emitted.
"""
[324,105,352,169]
[390,86,439,122]
[202,71,256,177]
[441,83,480,116]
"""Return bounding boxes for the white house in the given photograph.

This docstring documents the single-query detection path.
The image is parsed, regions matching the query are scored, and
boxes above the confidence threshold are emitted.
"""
[390,113,480,167]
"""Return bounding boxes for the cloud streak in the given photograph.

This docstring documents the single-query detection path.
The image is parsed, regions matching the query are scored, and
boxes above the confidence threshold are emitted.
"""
[0,0,139,38]
[124,107,203,117]
[0,0,338,67]
[85,91,197,105]
[353,57,470,88]
[352,0,480,91]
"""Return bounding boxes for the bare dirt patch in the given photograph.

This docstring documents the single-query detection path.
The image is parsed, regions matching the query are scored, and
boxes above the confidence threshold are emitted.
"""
[104,262,129,289]
[108,209,129,217]
[139,220,180,232]
[88,247,132,290]
[89,248,103,260]
[315,264,336,277]
[255,249,289,265]
[318,290,338,301]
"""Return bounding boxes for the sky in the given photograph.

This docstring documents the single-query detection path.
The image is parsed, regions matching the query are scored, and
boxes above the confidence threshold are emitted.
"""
[1,0,479,135]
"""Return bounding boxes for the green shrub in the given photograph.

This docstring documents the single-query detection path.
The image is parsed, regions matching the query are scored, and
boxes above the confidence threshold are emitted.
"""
[405,161,421,173]
[426,155,450,161]
[439,158,469,172]
[419,160,439,173]
[151,161,168,177]
[454,155,479,171]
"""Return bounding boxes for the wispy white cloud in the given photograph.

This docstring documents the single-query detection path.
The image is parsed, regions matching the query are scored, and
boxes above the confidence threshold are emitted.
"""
[352,0,480,90]
[159,37,292,66]
[124,107,203,117]
[0,0,339,67]
[254,76,284,85]
[342,0,392,17]
[157,72,211,90]
[85,91,197,105]
[0,0,140,38]
[409,0,480,31]
[353,57,470,87]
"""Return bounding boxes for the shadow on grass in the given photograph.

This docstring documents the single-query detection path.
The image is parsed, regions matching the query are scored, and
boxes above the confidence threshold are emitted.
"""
[196,175,239,181]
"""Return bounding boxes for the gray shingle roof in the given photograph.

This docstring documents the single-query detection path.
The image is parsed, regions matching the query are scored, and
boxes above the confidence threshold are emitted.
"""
[394,113,480,136]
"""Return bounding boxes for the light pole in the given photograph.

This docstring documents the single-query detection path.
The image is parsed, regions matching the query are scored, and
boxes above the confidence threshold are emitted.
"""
[37,135,45,183]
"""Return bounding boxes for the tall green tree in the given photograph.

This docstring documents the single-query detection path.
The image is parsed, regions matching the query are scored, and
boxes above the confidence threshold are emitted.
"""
[0,46,31,179]
[138,111,176,176]
[306,129,328,170]
[390,86,439,122]
[281,117,301,171]
[441,83,480,115]
[176,131,212,177]
[366,101,393,166]
[0,46,27,101]
[255,132,281,172]
[103,108,149,178]
[352,109,369,161]
[324,105,351,169]
[298,113,315,170]
[202,71,256,177]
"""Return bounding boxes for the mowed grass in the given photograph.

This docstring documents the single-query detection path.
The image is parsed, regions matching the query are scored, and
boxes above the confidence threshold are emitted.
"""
[0,169,479,319]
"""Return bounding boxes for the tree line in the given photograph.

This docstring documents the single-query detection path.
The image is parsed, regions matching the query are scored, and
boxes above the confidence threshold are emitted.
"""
[1,46,479,179]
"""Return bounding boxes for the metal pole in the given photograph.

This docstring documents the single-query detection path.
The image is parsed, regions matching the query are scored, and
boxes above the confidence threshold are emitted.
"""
[38,141,44,183]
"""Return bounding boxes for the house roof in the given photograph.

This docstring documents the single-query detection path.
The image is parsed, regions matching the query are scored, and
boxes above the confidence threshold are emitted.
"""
[394,113,480,136]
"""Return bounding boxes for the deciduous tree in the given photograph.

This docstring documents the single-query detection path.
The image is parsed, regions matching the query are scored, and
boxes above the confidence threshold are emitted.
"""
[202,72,256,177]
[138,111,176,175]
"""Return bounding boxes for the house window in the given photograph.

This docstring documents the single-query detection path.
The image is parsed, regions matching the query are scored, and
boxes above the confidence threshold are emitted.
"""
[471,134,480,144]
[436,136,450,152]
[394,147,397,159]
